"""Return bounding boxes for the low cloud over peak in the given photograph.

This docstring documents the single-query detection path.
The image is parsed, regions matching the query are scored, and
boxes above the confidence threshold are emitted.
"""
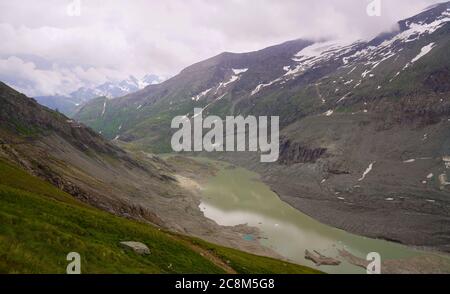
[0,0,442,96]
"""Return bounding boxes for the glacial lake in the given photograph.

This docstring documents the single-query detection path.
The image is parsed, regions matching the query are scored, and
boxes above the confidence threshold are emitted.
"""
[197,159,444,274]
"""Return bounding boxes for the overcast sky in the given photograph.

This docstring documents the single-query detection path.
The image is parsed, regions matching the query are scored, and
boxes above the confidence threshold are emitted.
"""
[0,0,443,96]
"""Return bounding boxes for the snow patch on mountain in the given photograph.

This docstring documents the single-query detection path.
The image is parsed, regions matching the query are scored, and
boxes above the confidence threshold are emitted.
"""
[411,42,436,63]
[223,75,240,87]
[191,88,213,101]
[101,99,107,117]
[288,40,359,77]
[251,78,283,96]
[215,74,241,94]
[358,162,375,181]
[192,92,227,119]
[232,68,248,75]
[324,110,334,116]
[337,92,351,103]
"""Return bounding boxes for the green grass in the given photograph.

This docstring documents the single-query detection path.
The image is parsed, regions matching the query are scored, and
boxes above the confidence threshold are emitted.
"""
[186,237,322,274]
[0,159,321,274]
[8,118,40,137]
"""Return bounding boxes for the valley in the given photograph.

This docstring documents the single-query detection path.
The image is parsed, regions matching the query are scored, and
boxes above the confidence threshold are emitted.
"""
[74,2,450,256]
[1,1,450,275]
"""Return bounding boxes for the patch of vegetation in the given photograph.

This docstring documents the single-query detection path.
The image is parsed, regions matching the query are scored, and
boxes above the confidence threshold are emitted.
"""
[9,119,40,137]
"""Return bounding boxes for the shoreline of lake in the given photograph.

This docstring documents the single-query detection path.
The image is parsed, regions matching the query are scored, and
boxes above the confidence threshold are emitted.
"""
[191,156,450,274]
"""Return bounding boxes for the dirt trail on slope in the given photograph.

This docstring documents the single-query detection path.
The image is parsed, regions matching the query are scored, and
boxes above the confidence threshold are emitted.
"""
[165,229,236,273]
[183,240,237,274]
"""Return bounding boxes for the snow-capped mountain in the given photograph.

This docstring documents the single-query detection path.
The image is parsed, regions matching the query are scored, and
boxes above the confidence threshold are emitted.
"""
[71,74,168,100]
[35,74,168,116]
[140,74,168,88]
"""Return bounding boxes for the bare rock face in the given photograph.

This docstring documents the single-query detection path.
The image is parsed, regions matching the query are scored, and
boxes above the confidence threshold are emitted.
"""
[279,137,327,165]
[120,241,151,255]
[304,249,341,266]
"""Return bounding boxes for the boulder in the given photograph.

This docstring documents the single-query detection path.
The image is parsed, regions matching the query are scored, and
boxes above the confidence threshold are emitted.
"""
[305,249,341,266]
[120,241,151,255]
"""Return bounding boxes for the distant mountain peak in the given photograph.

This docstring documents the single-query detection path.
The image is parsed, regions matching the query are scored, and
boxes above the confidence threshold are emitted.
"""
[70,74,168,101]
[33,73,169,116]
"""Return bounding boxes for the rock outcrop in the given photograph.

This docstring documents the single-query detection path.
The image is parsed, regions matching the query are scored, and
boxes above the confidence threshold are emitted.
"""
[279,137,327,165]
[120,241,151,255]
[304,250,341,266]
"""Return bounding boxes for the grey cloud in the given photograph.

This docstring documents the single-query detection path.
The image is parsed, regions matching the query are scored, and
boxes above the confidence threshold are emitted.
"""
[0,0,443,96]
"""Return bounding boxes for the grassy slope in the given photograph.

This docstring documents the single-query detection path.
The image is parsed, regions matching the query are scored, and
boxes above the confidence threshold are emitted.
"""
[0,159,321,274]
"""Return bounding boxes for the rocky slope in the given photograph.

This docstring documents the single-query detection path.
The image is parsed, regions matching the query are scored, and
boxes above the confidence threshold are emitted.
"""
[74,3,450,251]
